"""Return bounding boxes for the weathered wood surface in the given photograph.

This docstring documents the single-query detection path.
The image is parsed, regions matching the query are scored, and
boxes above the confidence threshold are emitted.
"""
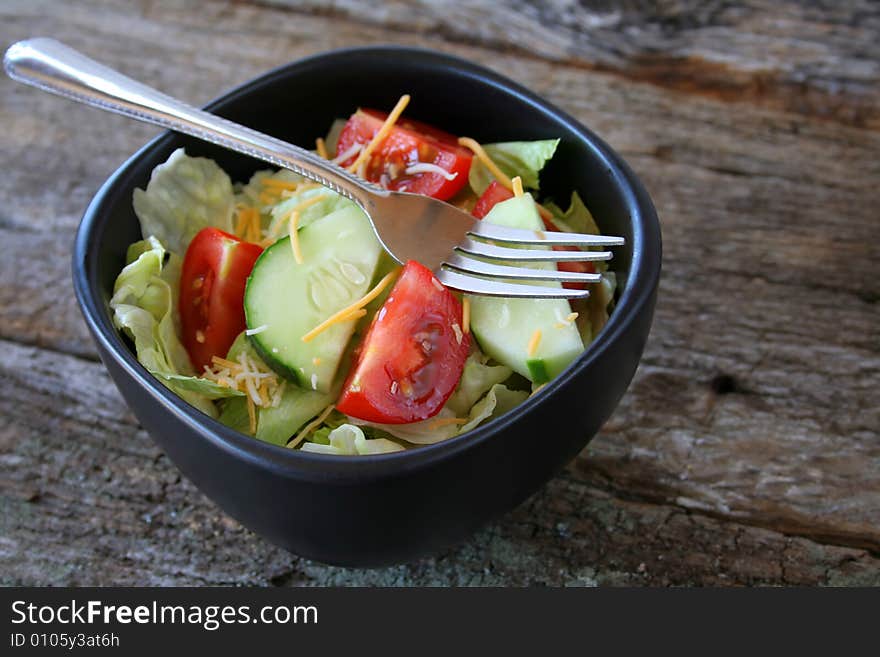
[1,0,878,586]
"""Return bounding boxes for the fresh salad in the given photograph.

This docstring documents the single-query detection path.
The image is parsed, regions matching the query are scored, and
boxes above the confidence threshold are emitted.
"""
[110,95,616,455]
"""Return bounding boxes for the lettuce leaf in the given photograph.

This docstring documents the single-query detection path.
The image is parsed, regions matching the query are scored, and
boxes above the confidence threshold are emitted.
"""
[460,384,529,434]
[110,237,222,417]
[444,351,513,417]
[133,149,235,255]
[347,407,462,445]
[543,190,601,236]
[468,139,559,195]
[301,424,404,455]
[149,372,244,399]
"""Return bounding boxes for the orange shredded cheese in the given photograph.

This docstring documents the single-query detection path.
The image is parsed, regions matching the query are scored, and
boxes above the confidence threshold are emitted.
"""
[288,210,303,264]
[462,297,470,334]
[261,177,300,191]
[211,356,240,370]
[348,94,411,174]
[512,176,524,197]
[457,137,513,190]
[527,329,542,357]
[301,269,400,343]
[315,137,329,159]
[264,193,328,244]
[289,404,335,449]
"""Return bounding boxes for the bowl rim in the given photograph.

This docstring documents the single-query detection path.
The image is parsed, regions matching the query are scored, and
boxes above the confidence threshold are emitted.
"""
[73,44,661,483]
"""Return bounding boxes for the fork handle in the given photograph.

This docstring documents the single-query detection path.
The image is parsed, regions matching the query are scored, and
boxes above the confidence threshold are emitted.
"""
[3,38,383,208]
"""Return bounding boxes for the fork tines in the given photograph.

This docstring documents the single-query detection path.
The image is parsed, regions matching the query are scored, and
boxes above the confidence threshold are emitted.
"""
[438,223,624,300]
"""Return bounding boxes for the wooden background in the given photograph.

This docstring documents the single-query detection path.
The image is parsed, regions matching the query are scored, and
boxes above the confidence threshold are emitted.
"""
[1,0,877,586]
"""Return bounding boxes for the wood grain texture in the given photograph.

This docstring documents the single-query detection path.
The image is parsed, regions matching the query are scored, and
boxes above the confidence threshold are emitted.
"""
[2,340,877,586]
[0,0,878,585]
[264,0,880,129]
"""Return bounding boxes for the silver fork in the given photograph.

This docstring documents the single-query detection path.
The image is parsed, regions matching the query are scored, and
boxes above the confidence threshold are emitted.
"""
[4,38,624,300]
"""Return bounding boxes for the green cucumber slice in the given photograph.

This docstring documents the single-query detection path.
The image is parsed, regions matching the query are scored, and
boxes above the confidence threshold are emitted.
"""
[244,205,383,393]
[468,194,584,383]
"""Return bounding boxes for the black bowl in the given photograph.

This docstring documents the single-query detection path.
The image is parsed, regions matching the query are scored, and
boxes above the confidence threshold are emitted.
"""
[73,46,661,567]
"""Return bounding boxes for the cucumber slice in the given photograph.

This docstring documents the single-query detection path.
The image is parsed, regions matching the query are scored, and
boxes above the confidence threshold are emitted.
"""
[468,194,584,383]
[244,205,383,393]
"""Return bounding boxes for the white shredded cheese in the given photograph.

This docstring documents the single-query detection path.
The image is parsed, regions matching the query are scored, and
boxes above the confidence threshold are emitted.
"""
[245,324,269,336]
[404,162,458,180]
[331,143,363,165]
[451,322,463,345]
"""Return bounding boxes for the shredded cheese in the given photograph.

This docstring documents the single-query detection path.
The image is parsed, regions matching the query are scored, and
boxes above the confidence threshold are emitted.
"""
[288,210,303,264]
[202,352,283,427]
[211,356,240,370]
[264,193,328,245]
[462,297,470,334]
[527,329,542,357]
[457,137,513,190]
[331,142,363,166]
[348,94,411,173]
[245,324,269,336]
[315,137,328,159]
[566,312,579,323]
[195,330,205,344]
[288,404,335,449]
[451,322,463,345]
[404,162,458,180]
[234,206,262,242]
[512,176,524,197]
[284,182,322,196]
[301,269,400,343]
[261,177,300,191]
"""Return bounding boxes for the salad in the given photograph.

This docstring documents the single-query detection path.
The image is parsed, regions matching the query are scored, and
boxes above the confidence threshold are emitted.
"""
[110,95,616,455]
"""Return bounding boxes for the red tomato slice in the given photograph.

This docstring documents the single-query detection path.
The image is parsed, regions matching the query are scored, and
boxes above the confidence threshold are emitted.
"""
[336,261,470,424]
[179,227,263,370]
[335,109,472,201]
[471,182,596,290]
[472,180,514,219]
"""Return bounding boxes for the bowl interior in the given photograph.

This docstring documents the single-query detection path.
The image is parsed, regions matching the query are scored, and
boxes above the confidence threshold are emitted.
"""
[79,46,658,468]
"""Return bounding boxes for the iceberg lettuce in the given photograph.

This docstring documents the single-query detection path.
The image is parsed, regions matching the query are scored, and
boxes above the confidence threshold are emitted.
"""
[468,139,559,195]
[110,236,239,417]
[301,424,403,455]
[133,149,235,255]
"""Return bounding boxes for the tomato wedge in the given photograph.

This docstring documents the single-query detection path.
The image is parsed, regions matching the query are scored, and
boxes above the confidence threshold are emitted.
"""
[471,181,595,290]
[472,180,514,219]
[179,227,263,370]
[336,261,470,424]
[335,109,472,200]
